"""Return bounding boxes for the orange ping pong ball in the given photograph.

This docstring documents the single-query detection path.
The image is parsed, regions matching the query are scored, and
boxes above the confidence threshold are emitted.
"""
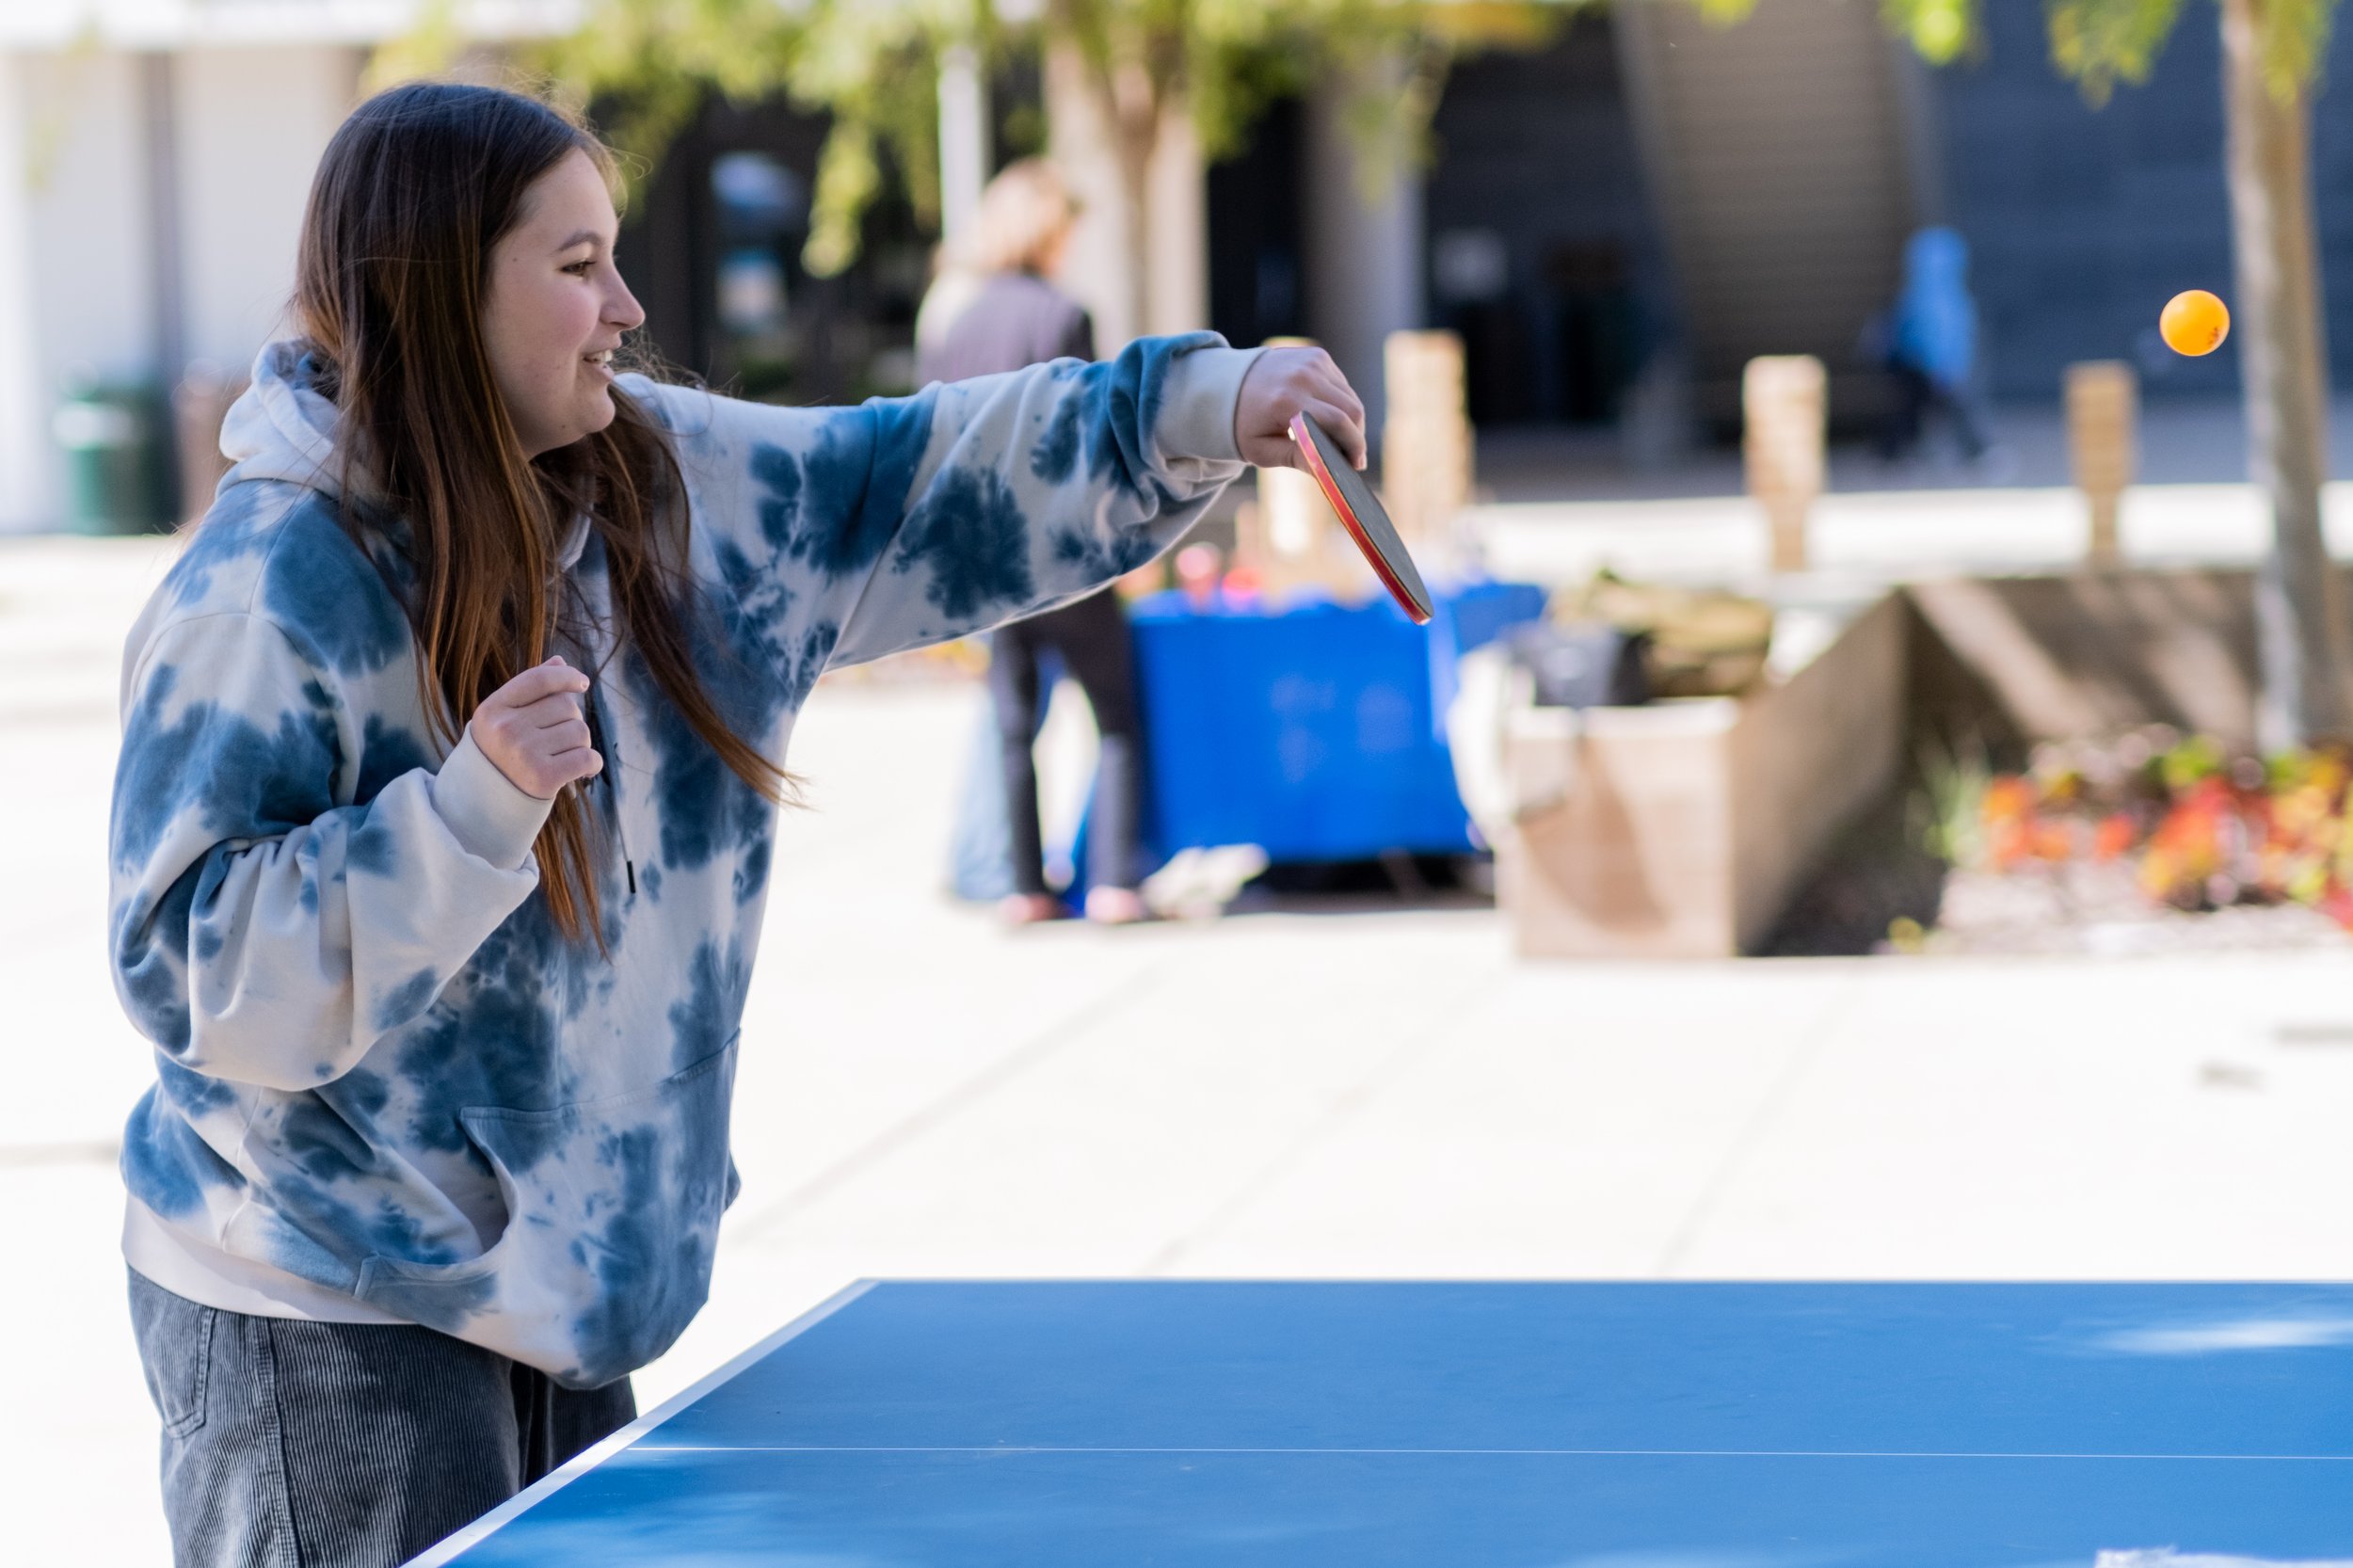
[2160,289,2231,356]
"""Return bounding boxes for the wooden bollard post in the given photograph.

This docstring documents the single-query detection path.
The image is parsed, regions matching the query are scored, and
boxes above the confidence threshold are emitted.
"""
[1382,328,1473,549]
[1743,355,1826,573]
[2065,360,2136,564]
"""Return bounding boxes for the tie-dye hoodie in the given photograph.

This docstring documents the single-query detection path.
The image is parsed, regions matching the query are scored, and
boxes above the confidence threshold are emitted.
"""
[111,332,1257,1387]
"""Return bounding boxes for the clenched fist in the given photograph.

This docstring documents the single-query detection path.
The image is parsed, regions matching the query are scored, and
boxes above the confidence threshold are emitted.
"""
[1233,345,1368,473]
[471,656,603,800]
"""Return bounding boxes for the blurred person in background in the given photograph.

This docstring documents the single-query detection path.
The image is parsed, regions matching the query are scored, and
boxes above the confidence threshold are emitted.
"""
[1872,226,1992,465]
[919,159,1149,925]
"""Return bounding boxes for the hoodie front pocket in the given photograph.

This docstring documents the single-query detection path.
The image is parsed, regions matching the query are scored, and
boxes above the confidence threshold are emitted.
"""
[354,1033,740,1386]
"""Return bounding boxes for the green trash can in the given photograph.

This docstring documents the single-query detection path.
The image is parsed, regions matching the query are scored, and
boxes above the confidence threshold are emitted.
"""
[55,383,170,535]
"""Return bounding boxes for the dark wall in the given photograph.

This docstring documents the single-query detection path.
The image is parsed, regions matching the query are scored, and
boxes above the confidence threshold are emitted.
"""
[1420,14,1670,426]
[1929,0,2353,402]
[1207,98,1309,349]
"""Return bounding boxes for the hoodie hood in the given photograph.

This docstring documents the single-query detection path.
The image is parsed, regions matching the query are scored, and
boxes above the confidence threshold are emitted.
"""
[219,341,351,498]
[219,338,594,569]
[1890,227,1977,387]
[1902,226,1969,291]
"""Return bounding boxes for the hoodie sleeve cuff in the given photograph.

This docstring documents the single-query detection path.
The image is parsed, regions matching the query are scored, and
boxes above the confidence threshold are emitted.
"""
[1154,344,1263,467]
[429,728,552,872]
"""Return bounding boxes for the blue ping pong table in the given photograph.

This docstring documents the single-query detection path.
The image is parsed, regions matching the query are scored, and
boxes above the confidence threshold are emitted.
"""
[413,1281,2353,1565]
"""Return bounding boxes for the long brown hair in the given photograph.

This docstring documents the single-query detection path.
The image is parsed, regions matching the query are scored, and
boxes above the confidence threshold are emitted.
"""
[294,81,786,945]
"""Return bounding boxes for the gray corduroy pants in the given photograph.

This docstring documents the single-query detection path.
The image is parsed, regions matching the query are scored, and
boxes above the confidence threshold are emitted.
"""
[129,1269,635,1568]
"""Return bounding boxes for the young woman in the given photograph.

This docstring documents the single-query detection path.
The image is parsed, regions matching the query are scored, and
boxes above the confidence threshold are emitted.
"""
[916,158,1152,927]
[110,82,1364,1567]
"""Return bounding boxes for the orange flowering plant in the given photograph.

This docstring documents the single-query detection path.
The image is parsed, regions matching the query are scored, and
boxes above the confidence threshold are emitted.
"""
[1935,730,2353,926]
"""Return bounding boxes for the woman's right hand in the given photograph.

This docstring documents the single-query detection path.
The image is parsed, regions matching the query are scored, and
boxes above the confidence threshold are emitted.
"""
[470,657,603,800]
[1234,345,1368,472]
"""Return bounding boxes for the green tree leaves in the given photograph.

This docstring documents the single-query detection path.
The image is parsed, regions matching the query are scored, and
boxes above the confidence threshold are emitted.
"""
[2048,0,2187,101]
[1881,0,1977,62]
[1872,0,2336,104]
[396,0,1574,278]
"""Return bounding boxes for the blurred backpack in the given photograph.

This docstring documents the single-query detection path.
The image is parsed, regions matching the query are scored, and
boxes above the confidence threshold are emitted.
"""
[1449,622,1649,850]
[1503,620,1650,709]
[1550,568,1773,698]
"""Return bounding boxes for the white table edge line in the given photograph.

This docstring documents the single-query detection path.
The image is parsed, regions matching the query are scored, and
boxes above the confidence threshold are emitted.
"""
[397,1280,880,1567]
[619,1445,2353,1462]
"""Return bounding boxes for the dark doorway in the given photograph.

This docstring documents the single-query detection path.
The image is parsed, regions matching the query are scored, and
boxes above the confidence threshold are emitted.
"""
[611,94,931,407]
[1206,98,1308,349]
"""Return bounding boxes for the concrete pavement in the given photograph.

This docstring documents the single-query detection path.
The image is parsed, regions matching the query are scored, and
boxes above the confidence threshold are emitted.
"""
[8,521,2353,1562]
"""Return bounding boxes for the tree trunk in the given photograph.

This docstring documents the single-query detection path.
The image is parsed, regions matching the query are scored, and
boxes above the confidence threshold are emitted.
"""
[1041,22,1160,347]
[2219,0,2350,746]
[1112,115,1154,346]
[1101,44,1166,344]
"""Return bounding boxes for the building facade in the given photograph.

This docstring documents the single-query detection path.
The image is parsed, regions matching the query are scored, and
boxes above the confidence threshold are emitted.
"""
[0,2,578,532]
[12,0,2353,530]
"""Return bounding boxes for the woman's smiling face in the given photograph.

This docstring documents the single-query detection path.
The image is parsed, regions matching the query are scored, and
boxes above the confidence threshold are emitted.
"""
[483,148,646,458]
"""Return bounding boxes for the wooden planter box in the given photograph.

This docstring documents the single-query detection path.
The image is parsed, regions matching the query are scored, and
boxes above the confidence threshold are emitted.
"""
[1497,591,1907,959]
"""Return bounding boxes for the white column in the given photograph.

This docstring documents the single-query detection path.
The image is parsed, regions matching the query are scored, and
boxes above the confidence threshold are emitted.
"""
[1144,100,1208,336]
[1304,53,1425,436]
[175,45,362,373]
[5,48,153,530]
[24,50,154,380]
[937,42,990,250]
[0,54,44,530]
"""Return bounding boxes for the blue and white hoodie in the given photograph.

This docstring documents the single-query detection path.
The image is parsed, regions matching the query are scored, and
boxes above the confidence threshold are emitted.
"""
[111,332,1257,1387]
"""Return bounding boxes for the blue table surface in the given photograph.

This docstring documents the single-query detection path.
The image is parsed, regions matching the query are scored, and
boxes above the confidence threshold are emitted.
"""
[420,1281,2353,1565]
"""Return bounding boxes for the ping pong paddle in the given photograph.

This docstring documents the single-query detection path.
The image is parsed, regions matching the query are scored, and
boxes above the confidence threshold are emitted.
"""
[1289,411,1435,625]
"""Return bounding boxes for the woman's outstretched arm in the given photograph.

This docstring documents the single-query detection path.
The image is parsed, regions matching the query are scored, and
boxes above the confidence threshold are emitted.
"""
[645,333,1363,678]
